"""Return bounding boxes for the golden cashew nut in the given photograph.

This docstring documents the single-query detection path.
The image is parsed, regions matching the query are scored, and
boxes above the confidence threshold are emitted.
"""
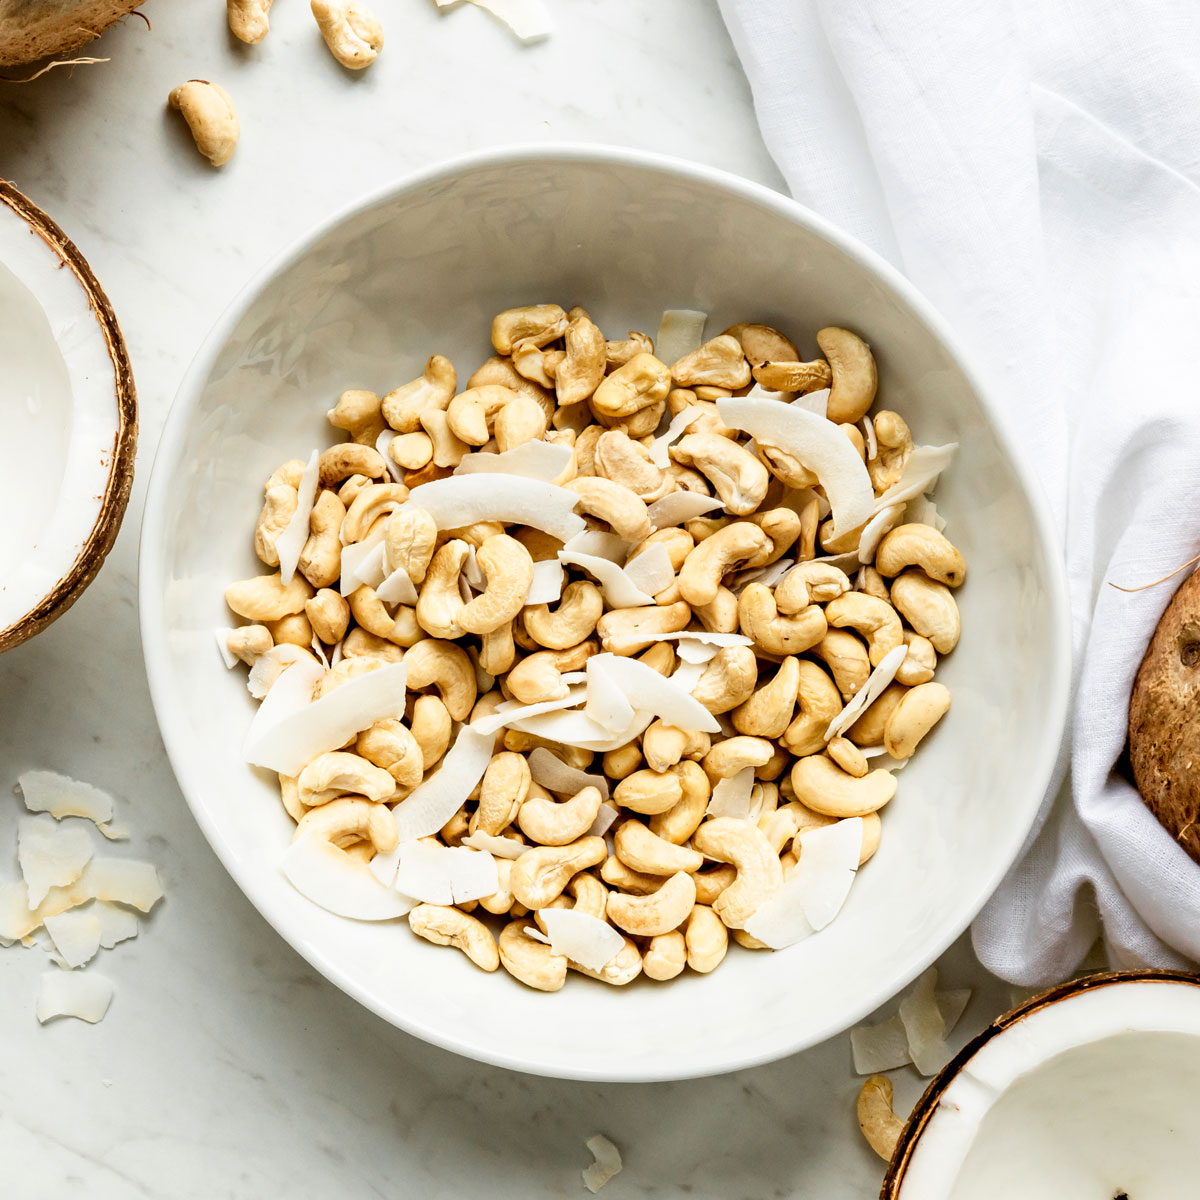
[857,565,891,602]
[685,904,729,973]
[254,485,298,567]
[613,769,683,816]
[410,694,452,768]
[595,601,691,656]
[591,352,672,420]
[357,719,424,792]
[342,483,408,545]
[816,326,877,423]
[824,593,904,667]
[754,439,818,489]
[678,523,772,607]
[408,904,499,972]
[732,656,800,738]
[479,621,517,676]
[314,656,381,700]
[601,856,664,895]
[641,721,709,774]
[348,586,401,641]
[328,388,384,446]
[297,751,396,807]
[603,744,643,781]
[383,507,438,586]
[517,785,603,847]
[695,586,739,635]
[867,410,913,492]
[890,571,961,654]
[228,0,273,42]
[826,736,868,778]
[498,921,567,992]
[737,583,827,656]
[493,393,548,453]
[691,644,759,714]
[512,341,559,389]
[168,80,239,167]
[319,443,385,487]
[671,334,751,389]
[693,865,737,907]
[477,857,518,915]
[446,384,521,446]
[523,580,603,650]
[751,358,832,393]
[403,637,476,720]
[225,572,313,622]
[311,0,383,69]
[297,491,347,588]
[883,681,951,760]
[691,819,782,930]
[614,820,703,875]
[389,432,434,471]
[789,754,897,818]
[268,613,313,648]
[846,682,907,747]
[565,476,652,542]
[775,562,851,613]
[814,629,871,699]
[648,761,710,845]
[594,431,671,500]
[491,304,568,355]
[570,935,643,986]
[457,534,534,636]
[467,357,554,420]
[475,751,532,837]
[506,640,595,704]
[671,433,769,516]
[509,837,607,910]
[414,540,470,639]
[703,736,775,781]
[294,796,397,854]
[382,356,457,433]
[875,524,967,588]
[606,870,696,937]
[343,627,405,662]
[605,331,654,368]
[722,323,799,367]
[643,931,687,981]
[226,625,273,665]
[747,508,804,565]
[895,632,937,686]
[305,589,349,644]
[556,312,607,406]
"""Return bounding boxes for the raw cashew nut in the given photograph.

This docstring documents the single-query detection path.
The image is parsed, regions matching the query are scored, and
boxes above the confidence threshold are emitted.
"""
[595,431,671,500]
[382,356,457,433]
[605,331,654,368]
[328,389,384,446]
[606,870,696,937]
[723,323,799,367]
[601,856,664,895]
[410,694,452,768]
[748,508,804,565]
[703,736,774,781]
[570,935,643,986]
[269,613,314,650]
[478,857,518,915]
[595,601,691,656]
[695,587,739,635]
[342,483,408,545]
[491,304,568,355]
[556,312,606,406]
[775,562,851,613]
[507,641,595,704]
[493,393,549,453]
[751,359,833,393]
[867,411,913,492]
[314,656,381,700]
[476,751,532,837]
[896,632,937,686]
[824,593,903,666]
[671,433,769,516]
[565,477,652,542]
[509,838,606,909]
[415,540,470,639]
[826,736,868,779]
[883,681,951,759]
[691,645,759,714]
[343,627,405,661]
[641,721,710,774]
[226,624,272,665]
[348,586,401,641]
[479,621,516,676]
[846,683,907,747]
[875,524,967,588]
[591,353,672,420]
[523,580,603,649]
[446,385,520,446]
[643,931,687,981]
[614,820,703,875]
[816,326,877,423]
[403,637,476,720]
[671,335,751,389]
[498,921,567,992]
[790,755,897,818]
[685,904,729,973]
[298,491,347,588]
[305,589,350,644]
[228,0,273,42]
[890,571,961,654]
[408,904,499,972]
[691,819,782,930]
[384,507,438,586]
[648,760,710,844]
[254,485,298,567]
[613,769,683,816]
[319,443,386,487]
[168,80,239,167]
[389,432,434,471]
[297,751,396,807]
[458,534,534,635]
[857,1075,904,1161]
[357,719,424,792]
[732,656,800,738]
[678,523,772,607]
[737,584,827,656]
[225,572,313,621]
[311,0,383,69]
[814,629,872,699]
[294,797,397,854]
[858,564,891,602]
[517,785,603,847]
[693,864,737,906]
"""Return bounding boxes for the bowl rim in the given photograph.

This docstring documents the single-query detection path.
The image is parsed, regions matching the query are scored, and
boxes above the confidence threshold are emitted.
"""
[138,142,1073,1082]
[0,180,138,654]
[880,969,1200,1197]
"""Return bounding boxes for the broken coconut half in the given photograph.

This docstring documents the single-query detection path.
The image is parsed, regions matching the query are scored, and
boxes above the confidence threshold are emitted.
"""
[882,971,1200,1199]
[0,182,136,652]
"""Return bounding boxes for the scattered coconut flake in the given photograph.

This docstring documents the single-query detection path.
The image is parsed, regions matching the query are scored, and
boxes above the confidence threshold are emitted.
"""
[539,908,623,971]
[528,748,610,801]
[453,439,572,482]
[244,661,406,776]
[388,726,498,845]
[503,707,654,753]
[588,653,720,733]
[462,545,486,591]
[36,970,114,1025]
[376,428,405,484]
[825,643,909,741]
[310,638,330,669]
[82,858,164,913]
[939,988,972,1035]
[861,416,877,460]
[586,802,620,838]
[17,817,94,908]
[905,493,948,533]
[857,504,905,565]
[17,771,114,826]
[353,538,389,589]
[623,543,675,596]
[215,628,239,669]
[790,387,830,418]
[435,0,553,43]
[648,406,708,468]
[526,559,566,605]
[743,383,789,405]
[404,475,586,541]
[900,968,951,1075]
[93,901,139,949]
[562,529,628,562]
[646,491,723,529]
[523,924,552,945]
[330,640,344,668]
[584,659,636,734]
[247,643,314,700]
[851,1014,911,1074]
[282,837,414,920]
[656,308,707,370]
[394,841,499,905]
[670,659,707,693]
[641,631,752,653]
[275,449,319,585]
[558,551,655,609]
[809,550,864,573]
[43,909,102,969]
[706,766,755,819]
[474,688,587,736]
[718,397,874,538]
[874,443,958,511]
[734,557,795,590]
[460,832,529,860]
[376,566,419,607]
[582,1134,623,1194]
[339,529,387,596]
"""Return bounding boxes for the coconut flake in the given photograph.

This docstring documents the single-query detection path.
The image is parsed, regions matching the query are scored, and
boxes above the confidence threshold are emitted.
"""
[310,638,331,669]
[339,529,386,596]
[17,816,93,907]
[539,908,623,971]
[706,766,755,819]
[586,802,620,838]
[582,1134,623,1194]
[861,416,878,460]
[17,770,114,826]
[900,967,951,1075]
[670,659,707,693]
[939,988,972,1034]
[584,659,636,733]
[523,924,552,945]
[460,832,529,860]
[623,543,675,596]
[43,908,102,968]
[503,707,654,752]
[640,631,752,654]
[275,449,319,585]
[905,493,948,533]
[215,628,239,669]
[825,643,909,741]
[874,443,958,511]
[857,503,905,565]
[94,901,139,949]
[734,557,795,590]
[82,858,164,913]
[656,309,707,370]
[526,559,566,605]
[588,654,720,733]
[376,566,419,607]
[718,397,874,538]
[404,475,586,541]
[375,428,405,483]
[790,387,830,418]
[646,491,723,529]
[394,841,499,905]
[35,970,114,1024]
[247,643,314,700]
[244,661,406,776]
[562,529,628,562]
[648,406,708,468]
[352,538,389,589]
[850,1014,911,1074]
[453,439,572,482]
[473,689,587,737]
[528,748,610,801]
[282,837,414,920]
[436,0,553,42]
[387,726,497,846]
[558,551,655,609]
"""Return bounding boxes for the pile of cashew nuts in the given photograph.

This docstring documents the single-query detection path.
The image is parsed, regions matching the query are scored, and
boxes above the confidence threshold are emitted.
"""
[223,305,965,990]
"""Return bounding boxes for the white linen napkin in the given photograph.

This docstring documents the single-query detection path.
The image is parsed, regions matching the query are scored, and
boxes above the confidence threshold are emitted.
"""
[719,0,1200,983]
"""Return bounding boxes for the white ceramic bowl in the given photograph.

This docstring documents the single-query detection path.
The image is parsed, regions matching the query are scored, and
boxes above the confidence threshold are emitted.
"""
[140,146,1070,1082]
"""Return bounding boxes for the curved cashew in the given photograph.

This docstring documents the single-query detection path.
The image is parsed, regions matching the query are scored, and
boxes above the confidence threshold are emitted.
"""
[695,586,739,635]
[327,388,384,446]
[737,583,827,656]
[816,326,877,423]
[512,341,559,389]
[410,694,452,768]
[254,485,298,567]
[506,640,595,704]
[691,819,782,930]
[403,637,476,720]
[751,359,833,393]
[605,331,654,368]
[225,572,313,622]
[638,642,677,678]
[348,586,401,642]
[685,904,729,973]
[595,601,691,656]
[591,352,672,420]
[517,785,603,847]
[747,508,803,565]
[606,870,696,937]
[226,624,273,665]
[342,483,407,545]
[641,721,710,774]
[523,579,603,650]
[896,631,936,686]
[647,760,710,845]
[594,431,672,500]
[381,356,456,433]
[414,540,469,639]
[775,562,851,613]
[826,736,868,779]
[491,304,568,355]
[357,719,424,792]
[754,439,818,489]
[311,0,383,69]
[671,433,769,516]
[343,627,405,662]
[845,682,907,747]
[824,593,903,667]
[555,312,606,406]
[678,523,772,607]
[294,796,397,854]
[565,476,652,542]
[268,613,313,649]
[884,681,951,760]
[479,621,517,676]
[319,443,385,487]
[467,358,555,423]
[492,394,548,454]
[671,335,751,389]
[446,384,521,447]
[509,837,606,910]
[474,751,532,837]
[643,930,687,981]
[383,507,438,586]
[613,769,683,816]
[691,644,759,714]
[305,589,349,644]
[601,855,664,895]
[168,80,239,167]
[732,656,800,738]
[875,524,966,588]
[408,904,498,972]
[890,571,961,654]
[722,323,799,367]
[693,864,737,906]
[297,491,347,588]
[228,0,274,42]
[614,820,703,875]
[314,656,381,700]
[789,754,897,818]
[867,411,913,492]
[278,773,304,823]
[858,564,891,602]
[477,857,519,915]
[458,534,534,636]
[297,751,396,807]
[389,432,434,471]
[603,744,643,781]
[415,409,467,470]
[498,921,567,992]
[814,629,871,699]
[702,736,774,781]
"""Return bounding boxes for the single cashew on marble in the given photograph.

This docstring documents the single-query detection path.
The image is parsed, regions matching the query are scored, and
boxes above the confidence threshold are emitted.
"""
[169,80,239,167]
[311,0,383,69]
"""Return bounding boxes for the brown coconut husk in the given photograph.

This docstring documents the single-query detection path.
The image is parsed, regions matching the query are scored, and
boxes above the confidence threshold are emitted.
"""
[0,0,145,68]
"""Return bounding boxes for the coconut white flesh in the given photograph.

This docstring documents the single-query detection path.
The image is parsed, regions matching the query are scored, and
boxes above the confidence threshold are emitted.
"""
[718,397,874,538]
[352,538,389,590]
[670,659,707,693]
[282,837,414,920]
[790,387,830,418]
[461,544,485,591]
[35,970,114,1025]
[522,925,552,945]
[706,766,755,819]
[905,492,948,532]
[900,967,951,1076]
[0,204,123,634]
[215,628,239,669]
[394,841,499,905]
[459,832,529,860]
[17,770,114,826]
[874,442,958,511]
[93,900,139,950]
[586,802,620,838]
[857,503,905,565]
[640,631,752,652]
[435,0,553,41]
[655,308,707,370]
[453,439,572,482]
[825,643,909,741]
[810,550,866,573]
[527,747,610,801]
[939,987,972,1035]
[539,908,623,971]
[310,638,331,669]
[623,543,675,596]
[375,566,419,607]
[582,1134,623,1194]
[404,475,586,541]
[861,415,878,460]
[734,556,795,590]
[502,707,655,753]
[584,658,637,733]
[43,908,102,969]
[275,449,319,584]
[246,643,313,700]
[525,558,565,605]
[587,653,720,733]
[473,688,587,736]
[338,529,386,596]
[558,551,655,609]
[562,529,627,562]
[17,815,93,907]
[851,1013,912,1074]
[743,383,789,405]
[244,660,406,777]
[648,406,707,468]
[646,491,723,529]
[375,429,405,483]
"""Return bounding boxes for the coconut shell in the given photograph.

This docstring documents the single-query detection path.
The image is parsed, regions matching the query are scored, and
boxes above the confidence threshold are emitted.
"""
[0,0,145,68]
[1128,568,1200,862]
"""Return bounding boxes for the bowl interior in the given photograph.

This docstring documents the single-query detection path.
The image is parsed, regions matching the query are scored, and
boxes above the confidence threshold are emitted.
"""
[141,150,1068,1081]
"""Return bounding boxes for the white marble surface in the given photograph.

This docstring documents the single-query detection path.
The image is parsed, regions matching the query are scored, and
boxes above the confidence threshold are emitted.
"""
[0,3,1013,1195]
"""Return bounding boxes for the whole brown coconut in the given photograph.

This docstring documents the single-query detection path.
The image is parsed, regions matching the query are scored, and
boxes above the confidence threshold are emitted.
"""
[0,0,145,68]
[1129,568,1200,862]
